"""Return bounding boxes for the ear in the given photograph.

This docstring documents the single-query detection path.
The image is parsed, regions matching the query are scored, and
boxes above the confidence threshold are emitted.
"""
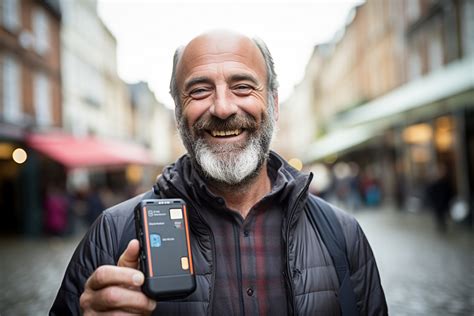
[273,92,279,121]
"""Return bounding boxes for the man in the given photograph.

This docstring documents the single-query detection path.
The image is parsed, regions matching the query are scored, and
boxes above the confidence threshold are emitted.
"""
[51,30,387,315]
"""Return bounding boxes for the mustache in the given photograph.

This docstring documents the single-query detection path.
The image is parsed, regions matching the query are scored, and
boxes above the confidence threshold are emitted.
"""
[193,113,258,132]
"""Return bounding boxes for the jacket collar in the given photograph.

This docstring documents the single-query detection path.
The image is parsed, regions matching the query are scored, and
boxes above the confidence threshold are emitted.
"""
[157,151,312,220]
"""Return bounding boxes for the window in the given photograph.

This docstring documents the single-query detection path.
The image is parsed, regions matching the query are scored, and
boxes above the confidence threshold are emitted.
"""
[461,0,474,56]
[80,61,104,108]
[428,31,443,71]
[444,4,460,63]
[408,49,422,80]
[0,0,20,31]
[389,0,402,27]
[407,0,420,23]
[32,8,49,55]
[2,56,22,123]
[34,72,51,126]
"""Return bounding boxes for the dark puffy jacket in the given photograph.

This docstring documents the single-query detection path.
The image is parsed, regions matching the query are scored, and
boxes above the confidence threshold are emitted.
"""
[50,152,387,315]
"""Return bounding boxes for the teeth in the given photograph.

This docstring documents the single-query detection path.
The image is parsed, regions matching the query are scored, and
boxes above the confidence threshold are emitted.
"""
[211,129,242,137]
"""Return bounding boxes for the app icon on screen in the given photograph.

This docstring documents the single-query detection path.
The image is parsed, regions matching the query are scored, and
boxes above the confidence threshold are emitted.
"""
[150,234,161,247]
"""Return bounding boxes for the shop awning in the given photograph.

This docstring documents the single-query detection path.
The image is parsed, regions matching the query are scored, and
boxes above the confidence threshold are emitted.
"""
[337,56,474,128]
[304,56,474,163]
[26,131,156,169]
[304,125,377,163]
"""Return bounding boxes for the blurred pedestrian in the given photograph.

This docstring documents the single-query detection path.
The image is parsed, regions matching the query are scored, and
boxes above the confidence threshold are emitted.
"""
[426,163,454,232]
[361,167,382,207]
[85,185,105,225]
[347,162,363,211]
[44,185,69,236]
[333,161,351,208]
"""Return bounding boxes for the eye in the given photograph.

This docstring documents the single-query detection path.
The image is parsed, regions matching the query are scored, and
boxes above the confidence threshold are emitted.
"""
[189,87,212,99]
[233,84,253,95]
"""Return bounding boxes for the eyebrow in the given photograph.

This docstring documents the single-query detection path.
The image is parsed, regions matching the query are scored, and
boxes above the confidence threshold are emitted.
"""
[183,76,213,92]
[228,74,260,86]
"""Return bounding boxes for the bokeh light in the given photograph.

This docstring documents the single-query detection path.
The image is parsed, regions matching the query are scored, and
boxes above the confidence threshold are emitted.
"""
[12,148,27,164]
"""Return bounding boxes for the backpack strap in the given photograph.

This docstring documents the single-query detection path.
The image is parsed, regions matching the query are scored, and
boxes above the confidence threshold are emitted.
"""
[306,195,360,316]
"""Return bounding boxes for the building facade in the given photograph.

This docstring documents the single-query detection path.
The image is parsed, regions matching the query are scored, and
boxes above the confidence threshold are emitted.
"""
[0,0,167,235]
[274,50,319,161]
[60,0,160,194]
[60,0,132,139]
[128,81,176,184]
[0,0,62,234]
[296,0,473,224]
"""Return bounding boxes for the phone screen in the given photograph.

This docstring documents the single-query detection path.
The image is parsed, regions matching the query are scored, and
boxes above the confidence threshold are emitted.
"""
[142,202,192,277]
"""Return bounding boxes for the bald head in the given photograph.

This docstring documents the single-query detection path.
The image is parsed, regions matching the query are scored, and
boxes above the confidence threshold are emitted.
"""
[176,31,265,89]
[169,30,278,116]
[180,31,260,63]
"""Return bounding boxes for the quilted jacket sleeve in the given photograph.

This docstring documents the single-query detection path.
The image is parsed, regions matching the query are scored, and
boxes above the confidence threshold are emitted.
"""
[335,208,388,316]
[49,212,119,315]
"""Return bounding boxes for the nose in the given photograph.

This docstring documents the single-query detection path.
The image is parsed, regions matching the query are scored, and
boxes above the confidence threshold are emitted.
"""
[209,85,238,119]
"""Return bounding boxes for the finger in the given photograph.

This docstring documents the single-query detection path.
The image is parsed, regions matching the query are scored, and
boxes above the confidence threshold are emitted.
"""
[86,265,145,291]
[89,286,156,313]
[118,239,140,269]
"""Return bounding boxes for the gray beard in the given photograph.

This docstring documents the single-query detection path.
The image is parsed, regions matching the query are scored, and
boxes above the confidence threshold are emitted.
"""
[178,102,276,187]
[193,131,264,186]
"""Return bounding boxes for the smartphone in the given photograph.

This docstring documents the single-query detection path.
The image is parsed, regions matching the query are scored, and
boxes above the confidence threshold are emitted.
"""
[134,198,195,300]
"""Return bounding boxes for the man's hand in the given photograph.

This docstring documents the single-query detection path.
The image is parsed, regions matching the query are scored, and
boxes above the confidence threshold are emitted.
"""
[80,239,157,315]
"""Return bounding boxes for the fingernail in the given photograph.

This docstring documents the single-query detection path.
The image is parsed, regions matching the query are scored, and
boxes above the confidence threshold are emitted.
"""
[132,273,144,286]
[149,300,157,310]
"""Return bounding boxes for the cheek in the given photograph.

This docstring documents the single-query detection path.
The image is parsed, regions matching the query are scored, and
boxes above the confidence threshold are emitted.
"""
[237,94,268,121]
[182,100,212,128]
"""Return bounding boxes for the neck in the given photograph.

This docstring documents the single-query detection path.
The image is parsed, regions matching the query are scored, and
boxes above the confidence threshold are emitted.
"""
[207,163,272,218]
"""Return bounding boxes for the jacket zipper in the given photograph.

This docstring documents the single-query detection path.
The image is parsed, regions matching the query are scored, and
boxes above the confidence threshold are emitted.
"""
[234,225,245,316]
[167,182,217,316]
[284,176,312,315]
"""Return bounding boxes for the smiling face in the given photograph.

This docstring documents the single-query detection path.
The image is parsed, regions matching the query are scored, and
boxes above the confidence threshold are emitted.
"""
[174,31,278,186]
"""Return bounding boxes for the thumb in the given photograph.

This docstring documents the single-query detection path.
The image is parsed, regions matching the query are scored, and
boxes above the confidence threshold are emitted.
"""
[118,239,140,269]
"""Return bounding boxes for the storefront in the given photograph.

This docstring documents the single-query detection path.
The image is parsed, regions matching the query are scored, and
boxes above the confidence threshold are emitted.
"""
[0,130,158,236]
[0,123,32,234]
[0,140,30,234]
[396,110,472,220]
[304,56,474,226]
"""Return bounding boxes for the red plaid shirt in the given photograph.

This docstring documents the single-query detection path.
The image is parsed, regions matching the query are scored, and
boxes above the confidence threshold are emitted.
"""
[199,168,290,316]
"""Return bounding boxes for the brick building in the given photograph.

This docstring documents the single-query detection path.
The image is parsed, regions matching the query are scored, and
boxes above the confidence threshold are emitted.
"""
[292,0,474,223]
[0,0,62,234]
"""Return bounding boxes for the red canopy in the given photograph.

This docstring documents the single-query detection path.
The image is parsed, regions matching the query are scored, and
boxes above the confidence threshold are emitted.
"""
[27,131,156,169]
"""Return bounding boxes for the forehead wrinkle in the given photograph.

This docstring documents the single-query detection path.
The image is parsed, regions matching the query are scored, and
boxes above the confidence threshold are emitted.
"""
[183,51,263,68]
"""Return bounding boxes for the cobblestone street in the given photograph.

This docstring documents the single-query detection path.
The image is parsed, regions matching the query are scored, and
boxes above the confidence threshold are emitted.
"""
[0,233,83,316]
[355,208,473,316]
[0,207,472,315]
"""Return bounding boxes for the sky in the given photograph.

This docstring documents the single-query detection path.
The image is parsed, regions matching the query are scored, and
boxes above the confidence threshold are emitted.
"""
[97,0,362,109]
